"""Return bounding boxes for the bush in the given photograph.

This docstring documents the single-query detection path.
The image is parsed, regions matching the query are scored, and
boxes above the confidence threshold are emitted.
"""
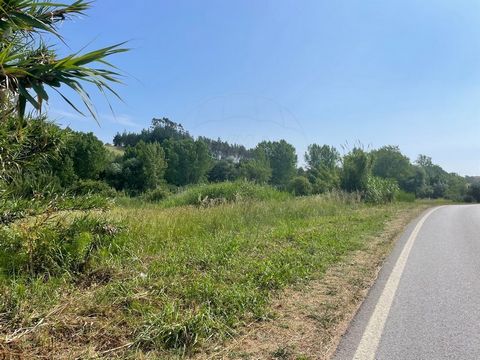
[464,195,475,203]
[467,183,480,202]
[0,215,121,277]
[308,168,340,194]
[70,180,116,197]
[0,193,110,227]
[341,148,372,192]
[4,171,63,198]
[288,176,312,196]
[364,176,399,204]
[160,181,290,208]
[143,186,171,202]
[395,190,416,202]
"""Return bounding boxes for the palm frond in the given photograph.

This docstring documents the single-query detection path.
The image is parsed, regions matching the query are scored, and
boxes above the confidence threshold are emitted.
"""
[0,1,127,120]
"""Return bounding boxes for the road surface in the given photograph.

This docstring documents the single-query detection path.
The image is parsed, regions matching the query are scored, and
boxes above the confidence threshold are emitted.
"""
[334,205,480,360]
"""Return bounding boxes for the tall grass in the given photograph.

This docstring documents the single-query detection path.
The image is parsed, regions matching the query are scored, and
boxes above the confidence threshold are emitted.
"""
[0,195,420,357]
[159,181,290,208]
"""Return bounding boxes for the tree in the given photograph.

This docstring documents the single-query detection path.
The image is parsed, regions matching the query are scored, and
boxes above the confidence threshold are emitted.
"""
[413,155,467,200]
[164,139,212,186]
[199,136,252,161]
[46,130,107,186]
[208,160,238,182]
[340,148,372,192]
[69,131,107,180]
[416,154,433,168]
[0,116,65,182]
[305,144,340,194]
[445,173,468,201]
[113,118,191,147]
[121,141,166,193]
[371,146,414,190]
[305,144,340,170]
[0,0,127,120]
[255,140,297,188]
[0,116,66,197]
[415,155,450,198]
[237,159,272,184]
[467,183,480,202]
[288,176,312,196]
[308,166,340,194]
[402,166,426,196]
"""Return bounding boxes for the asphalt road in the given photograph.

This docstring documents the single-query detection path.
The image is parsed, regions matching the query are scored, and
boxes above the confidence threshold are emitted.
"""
[334,205,480,360]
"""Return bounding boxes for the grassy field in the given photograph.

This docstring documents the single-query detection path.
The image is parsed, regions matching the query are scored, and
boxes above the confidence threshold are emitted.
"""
[0,194,430,359]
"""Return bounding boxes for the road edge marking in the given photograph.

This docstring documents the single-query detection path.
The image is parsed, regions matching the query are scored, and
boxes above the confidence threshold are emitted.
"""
[352,206,444,360]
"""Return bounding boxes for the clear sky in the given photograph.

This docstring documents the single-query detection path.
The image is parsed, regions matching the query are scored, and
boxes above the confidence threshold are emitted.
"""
[46,0,480,175]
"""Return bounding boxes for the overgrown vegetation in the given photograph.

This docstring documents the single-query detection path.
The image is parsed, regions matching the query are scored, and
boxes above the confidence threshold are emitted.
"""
[0,1,476,358]
[0,214,120,277]
[159,181,290,208]
[10,116,470,205]
[0,0,124,304]
[0,195,425,358]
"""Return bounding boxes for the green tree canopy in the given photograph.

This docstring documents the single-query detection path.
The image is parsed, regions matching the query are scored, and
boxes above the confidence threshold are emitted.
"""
[288,176,312,196]
[340,148,372,192]
[208,159,238,183]
[305,144,340,170]
[68,131,107,180]
[164,139,212,186]
[371,145,414,190]
[255,140,297,188]
[122,141,166,193]
[237,158,272,184]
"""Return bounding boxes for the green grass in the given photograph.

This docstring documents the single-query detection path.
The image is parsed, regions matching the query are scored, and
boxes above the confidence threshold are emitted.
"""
[395,190,416,202]
[115,181,290,209]
[159,181,291,207]
[0,195,425,358]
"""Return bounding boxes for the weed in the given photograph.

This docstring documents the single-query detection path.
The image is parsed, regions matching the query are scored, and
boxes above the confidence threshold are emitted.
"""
[272,346,293,359]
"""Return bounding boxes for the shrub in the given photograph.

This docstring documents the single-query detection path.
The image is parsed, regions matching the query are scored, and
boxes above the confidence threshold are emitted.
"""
[467,183,480,202]
[160,181,290,208]
[0,215,121,277]
[5,171,63,198]
[70,180,116,197]
[288,176,312,196]
[395,190,416,202]
[208,160,238,183]
[341,148,372,192]
[308,167,340,194]
[144,186,171,202]
[0,193,110,227]
[237,159,272,184]
[364,176,399,204]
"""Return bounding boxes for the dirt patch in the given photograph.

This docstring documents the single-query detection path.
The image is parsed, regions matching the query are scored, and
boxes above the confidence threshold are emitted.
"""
[197,205,429,360]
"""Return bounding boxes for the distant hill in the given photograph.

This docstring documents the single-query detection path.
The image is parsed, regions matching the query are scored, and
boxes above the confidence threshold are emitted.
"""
[105,144,125,157]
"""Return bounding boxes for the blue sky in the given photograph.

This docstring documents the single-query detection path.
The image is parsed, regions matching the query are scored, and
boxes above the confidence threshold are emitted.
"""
[46,0,480,175]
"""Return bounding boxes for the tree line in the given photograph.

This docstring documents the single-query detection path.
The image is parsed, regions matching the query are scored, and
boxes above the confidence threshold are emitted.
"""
[17,116,475,203]
[0,0,471,206]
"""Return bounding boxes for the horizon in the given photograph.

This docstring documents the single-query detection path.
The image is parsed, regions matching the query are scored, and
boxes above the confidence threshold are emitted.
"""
[45,0,480,176]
